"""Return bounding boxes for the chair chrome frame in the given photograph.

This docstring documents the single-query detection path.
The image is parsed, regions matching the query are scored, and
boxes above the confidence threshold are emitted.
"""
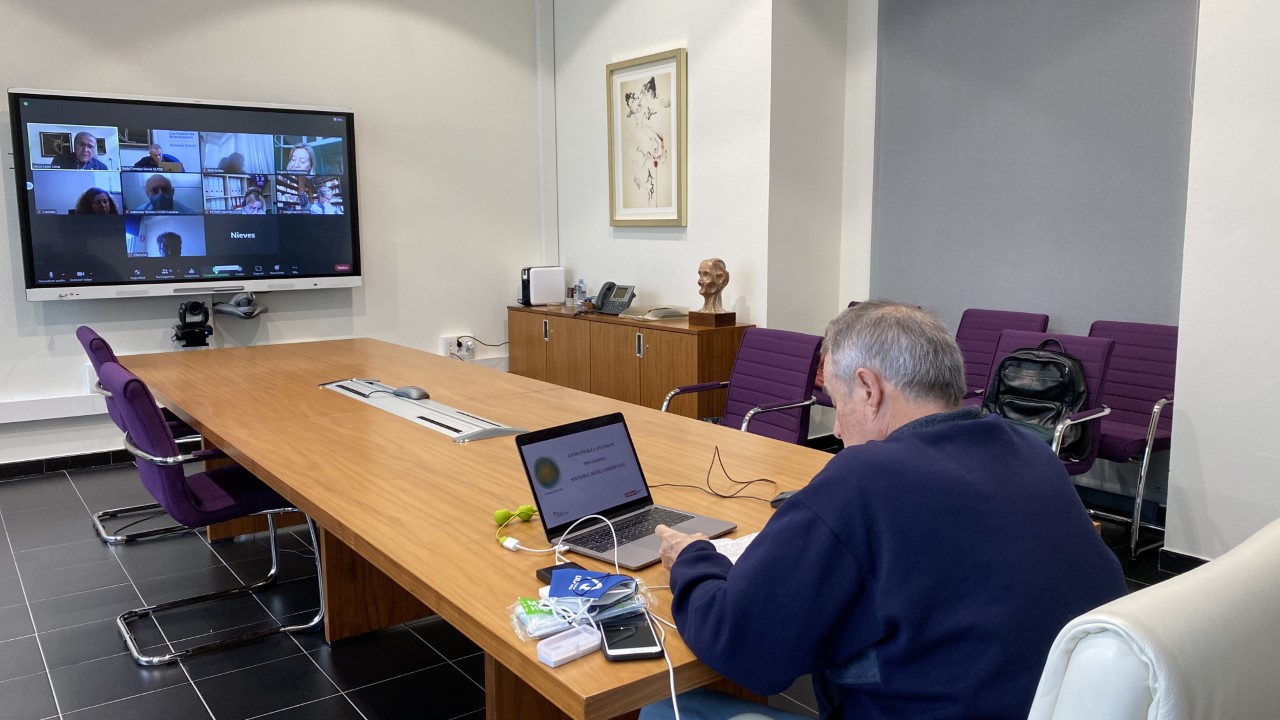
[740,397,818,432]
[1050,406,1112,456]
[118,512,325,666]
[91,381,200,545]
[1087,396,1172,558]
[662,383,816,433]
[115,431,325,666]
[661,381,729,412]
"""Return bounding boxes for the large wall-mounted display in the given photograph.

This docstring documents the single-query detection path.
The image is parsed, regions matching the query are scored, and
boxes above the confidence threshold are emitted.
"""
[8,89,362,301]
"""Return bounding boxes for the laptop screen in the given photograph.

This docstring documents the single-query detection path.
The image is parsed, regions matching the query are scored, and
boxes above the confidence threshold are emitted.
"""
[516,413,653,540]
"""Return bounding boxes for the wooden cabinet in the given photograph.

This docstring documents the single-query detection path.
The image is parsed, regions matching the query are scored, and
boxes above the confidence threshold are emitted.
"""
[507,310,590,391]
[508,306,750,419]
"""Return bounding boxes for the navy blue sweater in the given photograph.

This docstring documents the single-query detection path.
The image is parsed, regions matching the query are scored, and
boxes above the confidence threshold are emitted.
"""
[669,411,1127,719]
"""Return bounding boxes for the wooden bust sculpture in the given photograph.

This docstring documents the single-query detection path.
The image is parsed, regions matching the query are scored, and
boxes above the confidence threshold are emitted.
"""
[691,257,735,326]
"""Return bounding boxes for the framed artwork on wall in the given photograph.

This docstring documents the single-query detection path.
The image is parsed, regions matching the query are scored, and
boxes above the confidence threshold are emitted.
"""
[39,131,70,158]
[607,48,687,227]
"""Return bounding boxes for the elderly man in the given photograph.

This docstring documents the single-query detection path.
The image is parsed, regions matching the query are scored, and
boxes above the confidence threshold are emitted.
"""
[50,131,108,170]
[648,301,1126,720]
[132,174,198,213]
[132,143,182,170]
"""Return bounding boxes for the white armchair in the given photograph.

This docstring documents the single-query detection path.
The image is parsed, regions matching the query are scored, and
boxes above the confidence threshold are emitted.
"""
[1028,518,1280,719]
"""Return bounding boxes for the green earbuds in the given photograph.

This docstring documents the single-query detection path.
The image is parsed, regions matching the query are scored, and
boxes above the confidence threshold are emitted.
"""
[494,504,537,525]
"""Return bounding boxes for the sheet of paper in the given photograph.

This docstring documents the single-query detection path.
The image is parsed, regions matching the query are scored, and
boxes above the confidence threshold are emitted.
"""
[711,532,758,564]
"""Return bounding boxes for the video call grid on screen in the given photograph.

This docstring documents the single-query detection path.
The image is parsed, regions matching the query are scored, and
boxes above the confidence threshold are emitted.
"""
[8,90,360,291]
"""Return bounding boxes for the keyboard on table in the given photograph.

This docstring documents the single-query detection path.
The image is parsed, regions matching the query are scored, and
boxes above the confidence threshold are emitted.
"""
[569,507,694,552]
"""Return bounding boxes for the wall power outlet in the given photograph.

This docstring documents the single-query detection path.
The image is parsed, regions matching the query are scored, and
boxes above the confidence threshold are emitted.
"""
[439,335,475,361]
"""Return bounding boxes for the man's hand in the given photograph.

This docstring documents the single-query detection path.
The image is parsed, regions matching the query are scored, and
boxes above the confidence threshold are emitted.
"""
[656,524,710,570]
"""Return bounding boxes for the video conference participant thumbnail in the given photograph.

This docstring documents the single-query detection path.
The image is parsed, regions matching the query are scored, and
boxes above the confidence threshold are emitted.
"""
[122,173,204,214]
[276,175,344,214]
[27,214,127,283]
[120,129,201,172]
[276,136,345,175]
[204,175,274,214]
[204,214,280,256]
[30,171,123,215]
[125,215,207,258]
[200,132,274,174]
[27,124,120,171]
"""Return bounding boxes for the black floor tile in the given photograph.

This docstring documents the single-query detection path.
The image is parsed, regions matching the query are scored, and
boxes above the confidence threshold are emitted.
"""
[62,682,213,720]
[454,652,485,689]
[152,593,275,645]
[1126,578,1148,593]
[29,582,141,633]
[0,602,35,642]
[251,578,321,622]
[48,651,188,713]
[135,564,241,607]
[0,551,16,580]
[112,531,220,583]
[178,624,306,681]
[68,466,154,512]
[347,663,484,720]
[307,625,446,692]
[41,615,165,671]
[0,575,27,609]
[210,529,312,566]
[407,616,482,660]
[1118,550,1177,587]
[22,558,130,603]
[0,635,45,683]
[195,654,340,720]
[5,503,99,552]
[0,475,81,513]
[14,539,115,576]
[45,452,116,474]
[224,546,319,585]
[254,694,366,720]
[0,671,58,720]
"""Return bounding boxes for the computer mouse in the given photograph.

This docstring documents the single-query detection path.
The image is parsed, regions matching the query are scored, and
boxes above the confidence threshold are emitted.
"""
[392,385,429,400]
[770,490,798,508]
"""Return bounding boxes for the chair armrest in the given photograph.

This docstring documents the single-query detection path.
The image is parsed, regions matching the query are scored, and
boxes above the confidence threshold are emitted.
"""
[123,433,226,466]
[814,388,833,408]
[963,388,984,400]
[93,380,112,398]
[740,397,817,432]
[1051,406,1111,454]
[661,381,730,412]
[1141,396,1174,450]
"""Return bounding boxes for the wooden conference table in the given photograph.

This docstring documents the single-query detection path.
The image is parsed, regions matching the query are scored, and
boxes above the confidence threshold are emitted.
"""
[124,339,835,720]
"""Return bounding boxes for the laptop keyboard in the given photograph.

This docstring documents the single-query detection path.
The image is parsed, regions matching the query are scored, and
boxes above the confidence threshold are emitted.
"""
[569,507,694,553]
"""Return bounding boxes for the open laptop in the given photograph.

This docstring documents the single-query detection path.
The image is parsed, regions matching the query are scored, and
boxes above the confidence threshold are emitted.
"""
[515,412,736,570]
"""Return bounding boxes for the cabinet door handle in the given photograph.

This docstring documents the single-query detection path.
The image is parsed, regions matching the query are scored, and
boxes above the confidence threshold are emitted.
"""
[636,332,644,358]
[543,319,549,341]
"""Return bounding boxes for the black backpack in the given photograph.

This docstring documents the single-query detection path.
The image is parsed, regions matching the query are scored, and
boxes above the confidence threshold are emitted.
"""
[983,339,1091,460]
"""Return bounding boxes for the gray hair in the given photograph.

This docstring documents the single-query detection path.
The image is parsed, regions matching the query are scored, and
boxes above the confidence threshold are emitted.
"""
[822,300,966,407]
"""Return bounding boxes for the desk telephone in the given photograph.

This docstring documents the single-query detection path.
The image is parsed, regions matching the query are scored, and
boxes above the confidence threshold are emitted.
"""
[595,282,636,315]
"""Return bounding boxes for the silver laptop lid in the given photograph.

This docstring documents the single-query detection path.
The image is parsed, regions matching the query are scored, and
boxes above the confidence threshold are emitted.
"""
[514,412,654,542]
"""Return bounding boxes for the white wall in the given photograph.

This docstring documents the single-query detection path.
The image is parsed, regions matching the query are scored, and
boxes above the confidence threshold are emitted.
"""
[839,0,877,307]
[765,0,848,335]
[1165,1,1280,559]
[553,0,774,320]
[0,1,545,464]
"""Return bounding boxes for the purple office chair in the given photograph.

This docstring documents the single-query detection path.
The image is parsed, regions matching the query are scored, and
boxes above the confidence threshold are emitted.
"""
[986,330,1114,477]
[77,326,199,544]
[1088,321,1177,558]
[662,328,822,444]
[99,361,323,665]
[957,309,1050,407]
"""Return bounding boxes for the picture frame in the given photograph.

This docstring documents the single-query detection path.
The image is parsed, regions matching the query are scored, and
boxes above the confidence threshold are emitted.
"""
[119,128,152,147]
[39,132,70,158]
[607,48,687,227]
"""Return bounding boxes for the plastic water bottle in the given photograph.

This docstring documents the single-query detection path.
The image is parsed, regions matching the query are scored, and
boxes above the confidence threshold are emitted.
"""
[574,279,586,310]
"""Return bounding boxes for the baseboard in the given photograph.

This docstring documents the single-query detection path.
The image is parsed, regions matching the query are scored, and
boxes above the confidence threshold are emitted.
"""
[0,450,132,481]
[1159,548,1208,575]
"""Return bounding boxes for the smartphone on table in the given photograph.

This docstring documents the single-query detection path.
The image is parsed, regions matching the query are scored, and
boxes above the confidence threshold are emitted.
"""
[600,612,664,661]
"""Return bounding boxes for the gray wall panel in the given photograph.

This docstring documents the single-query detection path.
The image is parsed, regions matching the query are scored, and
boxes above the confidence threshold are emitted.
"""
[870,0,1197,334]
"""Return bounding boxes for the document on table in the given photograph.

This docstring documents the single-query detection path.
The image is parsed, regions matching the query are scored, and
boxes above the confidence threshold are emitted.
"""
[711,532,758,564]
